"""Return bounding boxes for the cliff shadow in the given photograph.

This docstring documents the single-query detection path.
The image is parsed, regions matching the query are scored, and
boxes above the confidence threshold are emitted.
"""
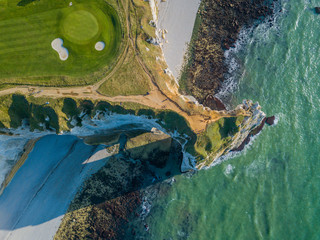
[8,94,60,132]
[0,132,184,234]
[67,133,183,212]
[56,134,184,239]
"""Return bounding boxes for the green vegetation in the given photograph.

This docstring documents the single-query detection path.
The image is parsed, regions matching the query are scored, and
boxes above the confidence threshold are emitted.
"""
[0,94,195,137]
[0,0,123,88]
[195,116,244,158]
[0,93,247,163]
[0,94,60,131]
[0,0,249,163]
[98,46,151,96]
[61,10,99,44]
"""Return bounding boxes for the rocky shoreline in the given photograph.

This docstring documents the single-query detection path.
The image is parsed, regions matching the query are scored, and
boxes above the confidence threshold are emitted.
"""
[0,1,279,238]
[181,0,276,109]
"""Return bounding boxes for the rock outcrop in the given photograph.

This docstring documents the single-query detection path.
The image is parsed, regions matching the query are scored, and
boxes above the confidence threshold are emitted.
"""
[266,116,275,125]
[125,129,172,164]
[181,0,275,108]
[193,100,266,169]
[55,129,182,239]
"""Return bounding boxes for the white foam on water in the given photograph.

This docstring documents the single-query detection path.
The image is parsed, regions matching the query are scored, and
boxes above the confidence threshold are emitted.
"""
[216,1,285,106]
[224,164,234,175]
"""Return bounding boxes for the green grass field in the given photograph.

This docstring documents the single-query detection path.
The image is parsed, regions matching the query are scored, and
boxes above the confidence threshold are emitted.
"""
[98,46,152,96]
[62,10,99,44]
[0,0,123,88]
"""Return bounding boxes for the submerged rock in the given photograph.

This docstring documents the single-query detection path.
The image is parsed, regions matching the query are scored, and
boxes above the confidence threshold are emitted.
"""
[315,7,320,14]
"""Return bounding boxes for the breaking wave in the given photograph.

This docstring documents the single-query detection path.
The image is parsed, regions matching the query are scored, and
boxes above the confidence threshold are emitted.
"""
[216,0,285,108]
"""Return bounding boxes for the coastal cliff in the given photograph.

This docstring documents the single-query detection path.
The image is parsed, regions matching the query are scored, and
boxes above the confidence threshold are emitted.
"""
[53,100,266,238]
[0,0,276,239]
[55,129,182,240]
[195,100,266,169]
[0,94,266,171]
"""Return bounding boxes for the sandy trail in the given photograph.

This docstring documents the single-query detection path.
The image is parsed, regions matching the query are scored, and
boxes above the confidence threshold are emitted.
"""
[0,0,249,134]
[0,85,240,133]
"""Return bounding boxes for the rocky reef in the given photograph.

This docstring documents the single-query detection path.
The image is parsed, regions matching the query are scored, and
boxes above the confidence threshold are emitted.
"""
[181,0,276,108]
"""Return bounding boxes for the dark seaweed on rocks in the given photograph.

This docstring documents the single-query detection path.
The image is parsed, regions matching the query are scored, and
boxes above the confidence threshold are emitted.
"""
[183,0,275,108]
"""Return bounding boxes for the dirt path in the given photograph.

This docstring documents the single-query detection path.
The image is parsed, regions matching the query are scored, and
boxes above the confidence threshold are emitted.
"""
[0,0,249,133]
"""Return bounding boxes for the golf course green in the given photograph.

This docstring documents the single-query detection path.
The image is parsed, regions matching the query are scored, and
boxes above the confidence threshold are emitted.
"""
[61,10,100,45]
[0,0,123,88]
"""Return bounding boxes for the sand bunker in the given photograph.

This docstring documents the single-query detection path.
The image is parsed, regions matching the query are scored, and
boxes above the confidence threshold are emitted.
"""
[51,38,69,61]
[95,41,105,51]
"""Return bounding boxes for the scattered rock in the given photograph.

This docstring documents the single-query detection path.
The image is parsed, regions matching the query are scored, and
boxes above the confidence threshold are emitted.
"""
[232,117,266,152]
[164,68,172,75]
[250,117,266,136]
[266,116,275,125]
[183,0,275,106]
[146,37,160,45]
[203,95,226,110]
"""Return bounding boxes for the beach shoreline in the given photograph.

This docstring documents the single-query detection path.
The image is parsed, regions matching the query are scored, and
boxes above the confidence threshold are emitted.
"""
[151,0,200,81]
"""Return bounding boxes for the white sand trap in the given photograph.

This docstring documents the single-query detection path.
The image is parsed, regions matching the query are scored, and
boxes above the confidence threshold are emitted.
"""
[51,38,69,61]
[95,41,105,51]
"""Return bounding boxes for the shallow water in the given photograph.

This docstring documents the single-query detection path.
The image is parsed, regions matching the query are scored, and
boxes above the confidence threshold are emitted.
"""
[138,0,320,239]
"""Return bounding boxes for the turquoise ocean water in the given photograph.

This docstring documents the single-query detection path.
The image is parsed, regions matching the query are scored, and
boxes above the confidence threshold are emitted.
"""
[138,0,320,239]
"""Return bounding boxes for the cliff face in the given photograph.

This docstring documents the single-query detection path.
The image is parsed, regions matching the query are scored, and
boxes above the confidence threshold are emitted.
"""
[194,100,266,170]
[55,129,182,240]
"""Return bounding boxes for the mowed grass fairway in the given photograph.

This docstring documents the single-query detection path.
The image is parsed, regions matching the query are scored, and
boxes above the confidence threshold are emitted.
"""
[0,0,122,88]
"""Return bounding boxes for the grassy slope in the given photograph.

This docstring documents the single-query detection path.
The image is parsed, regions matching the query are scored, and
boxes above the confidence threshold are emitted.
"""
[0,94,196,141]
[0,92,244,163]
[98,45,151,96]
[0,0,123,87]
[98,0,156,96]
[195,116,245,158]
